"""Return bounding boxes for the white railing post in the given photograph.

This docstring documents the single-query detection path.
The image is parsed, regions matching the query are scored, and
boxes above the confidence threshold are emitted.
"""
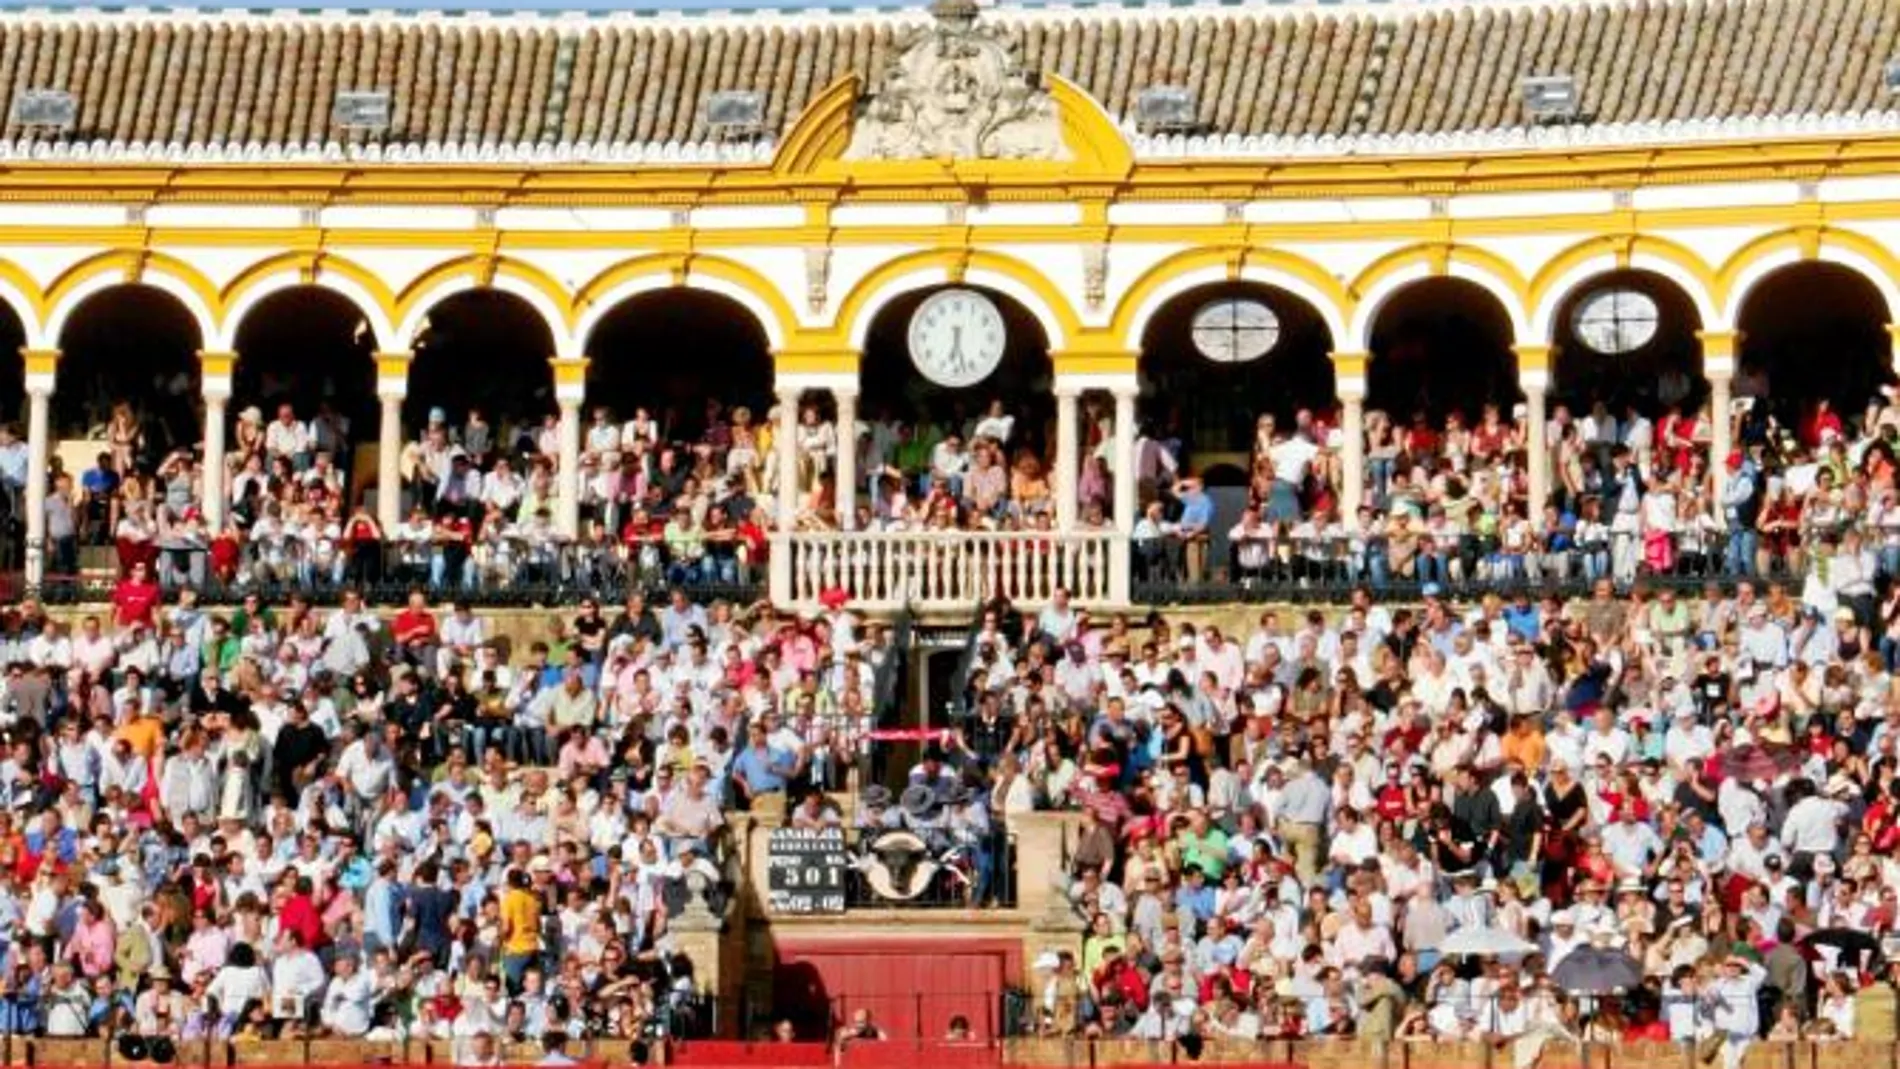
[769,533,792,606]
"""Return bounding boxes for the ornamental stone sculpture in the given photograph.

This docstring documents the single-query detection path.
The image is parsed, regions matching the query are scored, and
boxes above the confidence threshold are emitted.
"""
[843,0,1069,162]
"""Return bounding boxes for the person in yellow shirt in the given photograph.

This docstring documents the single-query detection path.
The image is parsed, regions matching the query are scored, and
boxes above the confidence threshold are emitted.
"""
[498,868,542,993]
[113,700,166,760]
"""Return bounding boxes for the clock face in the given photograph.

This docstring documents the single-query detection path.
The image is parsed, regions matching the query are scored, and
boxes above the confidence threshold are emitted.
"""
[908,288,1007,388]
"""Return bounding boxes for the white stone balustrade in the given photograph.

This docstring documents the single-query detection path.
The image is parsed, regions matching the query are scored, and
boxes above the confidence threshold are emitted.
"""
[774,531,1116,612]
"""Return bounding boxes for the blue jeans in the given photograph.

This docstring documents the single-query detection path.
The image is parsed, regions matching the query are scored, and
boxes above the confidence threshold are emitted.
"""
[511,726,550,767]
[1726,530,1759,576]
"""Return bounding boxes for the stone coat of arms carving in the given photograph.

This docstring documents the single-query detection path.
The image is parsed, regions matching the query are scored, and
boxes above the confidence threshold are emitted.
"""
[845,0,1069,161]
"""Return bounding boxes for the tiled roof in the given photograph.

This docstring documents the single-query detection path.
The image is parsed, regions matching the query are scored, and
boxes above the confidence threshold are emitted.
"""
[0,0,1896,158]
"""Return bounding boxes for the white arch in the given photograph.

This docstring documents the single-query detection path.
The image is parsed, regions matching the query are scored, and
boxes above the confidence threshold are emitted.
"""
[844,266,1070,352]
[216,270,396,353]
[1348,260,1531,351]
[1529,254,1721,342]
[396,274,577,360]
[44,270,217,351]
[1121,263,1351,352]
[1721,245,1900,330]
[0,279,46,351]
[574,272,786,353]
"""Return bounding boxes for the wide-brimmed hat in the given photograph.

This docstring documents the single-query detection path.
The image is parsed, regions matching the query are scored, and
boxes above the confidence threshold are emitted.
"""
[899,785,940,821]
[861,784,894,810]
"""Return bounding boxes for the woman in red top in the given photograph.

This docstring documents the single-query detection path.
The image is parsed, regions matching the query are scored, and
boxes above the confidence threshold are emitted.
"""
[110,560,162,630]
[1805,398,1846,450]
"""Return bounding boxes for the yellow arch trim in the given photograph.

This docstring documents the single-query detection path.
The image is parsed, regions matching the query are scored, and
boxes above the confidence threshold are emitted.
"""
[1715,226,1900,315]
[43,249,222,321]
[772,74,858,177]
[394,254,577,330]
[832,247,1083,350]
[572,252,800,348]
[1348,243,1532,312]
[1527,234,1718,313]
[0,256,49,323]
[219,250,399,319]
[1108,245,1352,345]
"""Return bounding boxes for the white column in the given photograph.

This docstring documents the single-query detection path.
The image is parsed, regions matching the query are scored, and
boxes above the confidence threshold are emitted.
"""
[374,351,412,534]
[1525,386,1549,516]
[1699,331,1740,517]
[1513,345,1552,518]
[1110,383,1138,605]
[775,388,800,530]
[556,403,582,537]
[1339,394,1365,518]
[1332,351,1369,519]
[1054,384,1080,532]
[834,388,858,530]
[550,357,589,539]
[198,350,235,533]
[23,386,49,587]
[770,386,800,606]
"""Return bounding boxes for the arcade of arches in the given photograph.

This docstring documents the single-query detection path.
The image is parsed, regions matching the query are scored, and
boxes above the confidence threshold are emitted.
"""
[11,251,1900,602]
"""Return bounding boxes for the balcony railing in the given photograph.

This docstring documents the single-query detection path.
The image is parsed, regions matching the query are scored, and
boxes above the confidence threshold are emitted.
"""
[777,531,1116,612]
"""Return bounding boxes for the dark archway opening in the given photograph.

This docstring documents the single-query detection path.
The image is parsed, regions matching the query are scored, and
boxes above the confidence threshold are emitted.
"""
[1737,262,1891,429]
[56,285,201,464]
[231,287,378,465]
[408,289,558,441]
[1551,269,1705,417]
[585,289,774,444]
[1367,278,1519,424]
[1137,281,1337,462]
[860,285,1053,458]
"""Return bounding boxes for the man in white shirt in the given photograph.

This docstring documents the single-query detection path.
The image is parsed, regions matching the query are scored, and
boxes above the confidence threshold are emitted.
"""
[265,405,313,468]
[269,929,327,1020]
[1781,784,1848,872]
[320,954,377,1036]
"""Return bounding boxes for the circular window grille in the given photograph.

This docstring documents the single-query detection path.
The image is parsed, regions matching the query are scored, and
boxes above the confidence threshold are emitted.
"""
[1572,288,1661,355]
[1190,298,1281,363]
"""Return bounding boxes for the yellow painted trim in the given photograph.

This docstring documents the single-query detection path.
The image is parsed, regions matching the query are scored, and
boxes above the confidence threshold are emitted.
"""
[1347,242,1533,312]
[393,254,576,330]
[373,350,414,378]
[549,356,591,385]
[771,75,860,177]
[830,247,1083,349]
[20,348,58,375]
[772,349,861,375]
[1330,351,1371,378]
[1108,246,1352,346]
[196,349,238,377]
[42,249,221,323]
[572,252,800,350]
[1511,344,1554,372]
[1695,330,1743,360]
[218,250,400,326]
[1525,234,1718,317]
[1049,350,1141,376]
[1715,225,1900,313]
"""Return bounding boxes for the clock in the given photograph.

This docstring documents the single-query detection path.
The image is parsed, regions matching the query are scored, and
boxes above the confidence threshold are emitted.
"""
[908,288,1007,388]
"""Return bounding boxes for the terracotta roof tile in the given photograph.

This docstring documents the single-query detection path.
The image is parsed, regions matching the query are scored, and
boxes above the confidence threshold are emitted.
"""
[0,0,1897,153]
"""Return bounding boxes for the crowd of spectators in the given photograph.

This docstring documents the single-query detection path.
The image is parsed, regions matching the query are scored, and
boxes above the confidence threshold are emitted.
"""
[1133,391,1900,601]
[0,578,885,1056]
[881,582,1900,1063]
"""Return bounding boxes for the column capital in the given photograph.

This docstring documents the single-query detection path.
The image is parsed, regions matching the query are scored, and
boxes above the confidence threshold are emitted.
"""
[1052,369,1137,397]
[1511,343,1553,394]
[1696,330,1743,377]
[772,347,860,377]
[375,349,414,401]
[197,349,237,399]
[20,347,57,394]
[774,371,855,397]
[1330,350,1369,399]
[1048,349,1139,379]
[549,355,589,404]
